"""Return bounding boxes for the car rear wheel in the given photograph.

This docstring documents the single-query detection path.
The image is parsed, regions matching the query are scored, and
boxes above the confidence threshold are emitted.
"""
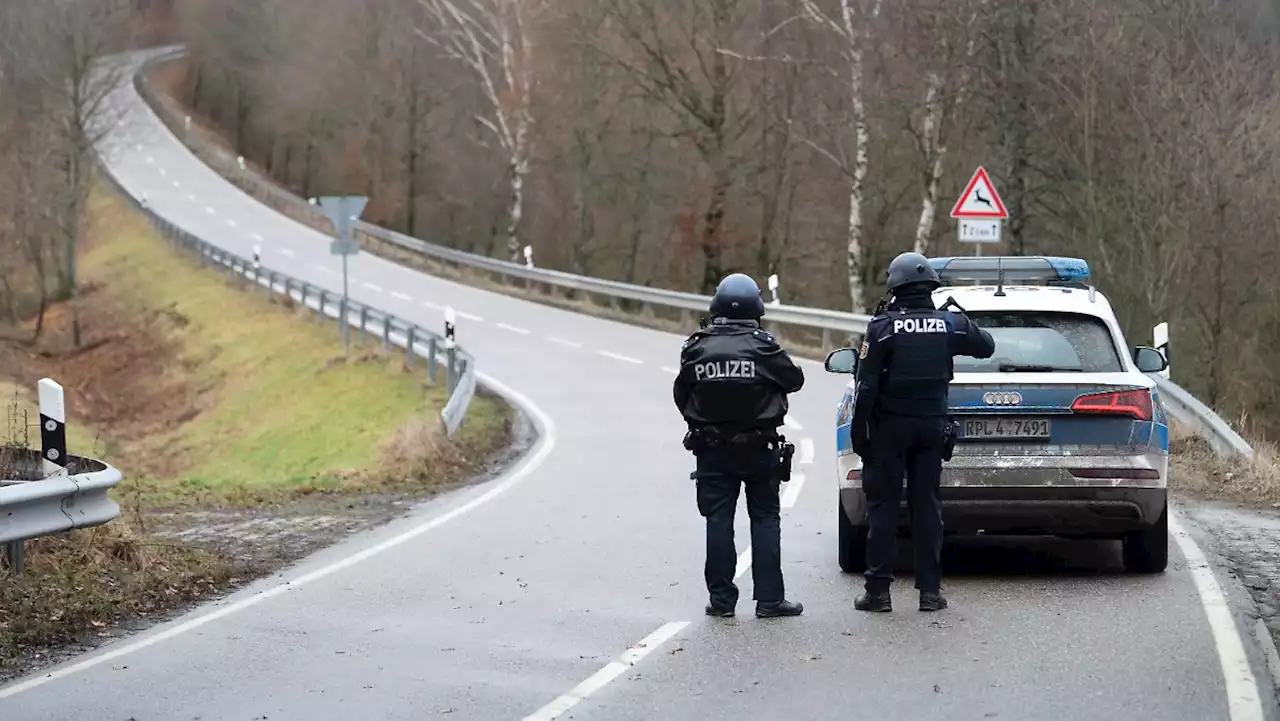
[838,497,869,573]
[1122,503,1168,573]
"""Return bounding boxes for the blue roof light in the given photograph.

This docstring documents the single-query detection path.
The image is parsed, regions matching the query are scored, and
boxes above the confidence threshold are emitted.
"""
[928,256,1091,285]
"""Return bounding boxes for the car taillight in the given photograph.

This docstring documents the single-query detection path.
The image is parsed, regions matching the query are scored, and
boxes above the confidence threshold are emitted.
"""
[847,469,861,481]
[1070,389,1153,421]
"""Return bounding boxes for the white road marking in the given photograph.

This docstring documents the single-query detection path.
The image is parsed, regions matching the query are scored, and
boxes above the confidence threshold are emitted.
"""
[171,180,179,187]
[661,366,679,375]
[780,472,807,509]
[391,291,412,301]
[521,621,689,721]
[497,322,530,335]
[1168,511,1264,721]
[158,168,166,176]
[279,249,295,258]
[362,282,383,293]
[798,438,815,465]
[598,350,643,364]
[457,310,484,322]
[226,218,237,228]
[251,233,264,242]
[548,336,582,349]
[145,155,153,163]
[186,192,196,201]
[422,300,444,311]
[734,547,752,580]
[316,266,335,276]
[204,206,216,215]
[784,415,803,431]
[0,371,557,700]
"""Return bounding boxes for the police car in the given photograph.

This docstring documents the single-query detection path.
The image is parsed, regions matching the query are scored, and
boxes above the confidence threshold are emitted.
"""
[825,256,1171,574]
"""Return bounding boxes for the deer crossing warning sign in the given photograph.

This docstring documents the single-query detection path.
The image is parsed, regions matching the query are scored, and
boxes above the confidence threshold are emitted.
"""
[950,166,1008,220]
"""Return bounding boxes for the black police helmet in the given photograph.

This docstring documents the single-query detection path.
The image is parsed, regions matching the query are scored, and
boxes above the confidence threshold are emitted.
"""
[885,251,940,293]
[709,273,766,320]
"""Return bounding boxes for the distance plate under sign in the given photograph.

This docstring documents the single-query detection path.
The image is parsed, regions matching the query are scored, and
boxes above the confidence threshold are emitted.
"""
[958,219,1002,244]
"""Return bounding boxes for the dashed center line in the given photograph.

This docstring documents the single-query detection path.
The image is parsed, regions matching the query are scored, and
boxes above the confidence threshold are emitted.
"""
[456,311,484,322]
[316,266,335,276]
[280,249,295,258]
[145,155,153,163]
[784,415,803,431]
[251,233,264,242]
[171,180,180,187]
[391,291,412,301]
[186,192,196,201]
[780,472,807,508]
[362,282,383,293]
[158,168,166,176]
[497,322,530,335]
[422,301,444,311]
[226,219,237,228]
[204,206,216,215]
[598,350,643,364]
[661,366,679,375]
[798,438,815,465]
[548,336,582,349]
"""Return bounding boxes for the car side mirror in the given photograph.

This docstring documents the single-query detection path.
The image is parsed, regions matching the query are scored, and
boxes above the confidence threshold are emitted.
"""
[825,347,859,374]
[1134,346,1167,373]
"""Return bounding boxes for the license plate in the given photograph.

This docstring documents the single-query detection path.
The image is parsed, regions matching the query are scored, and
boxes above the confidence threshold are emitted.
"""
[962,417,1052,440]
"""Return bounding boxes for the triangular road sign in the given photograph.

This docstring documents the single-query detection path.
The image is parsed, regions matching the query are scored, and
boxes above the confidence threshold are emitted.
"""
[950,167,1008,219]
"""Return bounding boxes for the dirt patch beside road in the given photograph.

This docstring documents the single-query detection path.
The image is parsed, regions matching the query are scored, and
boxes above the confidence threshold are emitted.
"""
[0,185,520,684]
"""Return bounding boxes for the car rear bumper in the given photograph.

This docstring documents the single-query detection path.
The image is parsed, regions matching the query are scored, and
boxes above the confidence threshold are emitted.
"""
[837,452,1168,536]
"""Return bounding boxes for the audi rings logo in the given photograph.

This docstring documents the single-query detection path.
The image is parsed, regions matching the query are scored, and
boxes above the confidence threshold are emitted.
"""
[983,391,1023,406]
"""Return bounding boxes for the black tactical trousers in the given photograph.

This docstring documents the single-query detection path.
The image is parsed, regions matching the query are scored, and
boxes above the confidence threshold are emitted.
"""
[693,447,784,607]
[862,414,948,594]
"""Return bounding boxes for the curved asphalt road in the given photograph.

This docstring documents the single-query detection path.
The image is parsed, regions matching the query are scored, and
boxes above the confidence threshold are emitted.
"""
[1,49,1276,720]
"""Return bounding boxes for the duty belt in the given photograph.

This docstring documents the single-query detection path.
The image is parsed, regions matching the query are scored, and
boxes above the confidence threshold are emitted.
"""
[683,427,782,452]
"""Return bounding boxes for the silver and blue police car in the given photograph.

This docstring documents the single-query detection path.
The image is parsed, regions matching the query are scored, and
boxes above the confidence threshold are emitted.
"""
[825,256,1171,574]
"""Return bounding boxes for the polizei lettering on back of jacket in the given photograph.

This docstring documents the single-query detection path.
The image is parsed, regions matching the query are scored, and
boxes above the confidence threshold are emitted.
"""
[695,359,758,381]
[893,316,947,334]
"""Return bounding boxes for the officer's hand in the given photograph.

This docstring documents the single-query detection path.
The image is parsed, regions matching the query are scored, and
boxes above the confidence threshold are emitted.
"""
[853,425,873,459]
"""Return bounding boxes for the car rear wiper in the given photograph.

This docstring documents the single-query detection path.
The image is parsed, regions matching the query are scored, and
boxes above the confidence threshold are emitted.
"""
[997,363,1083,372]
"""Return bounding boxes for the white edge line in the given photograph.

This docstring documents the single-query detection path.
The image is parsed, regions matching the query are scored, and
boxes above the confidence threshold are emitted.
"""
[780,472,806,509]
[798,438,815,465]
[521,621,690,721]
[1253,618,1280,695]
[784,415,803,431]
[1168,510,1264,721]
[598,350,643,364]
[0,370,557,700]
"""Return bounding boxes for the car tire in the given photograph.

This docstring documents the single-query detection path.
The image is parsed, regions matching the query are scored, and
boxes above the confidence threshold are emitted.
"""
[838,498,869,573]
[1122,503,1169,574]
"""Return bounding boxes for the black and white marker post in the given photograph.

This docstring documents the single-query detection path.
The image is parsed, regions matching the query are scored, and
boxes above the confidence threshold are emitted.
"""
[444,306,457,393]
[38,377,68,478]
[768,273,780,306]
[252,244,261,287]
[1153,322,1171,379]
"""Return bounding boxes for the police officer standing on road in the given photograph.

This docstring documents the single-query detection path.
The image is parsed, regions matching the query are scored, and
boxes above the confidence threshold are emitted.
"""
[674,273,806,619]
[851,252,995,613]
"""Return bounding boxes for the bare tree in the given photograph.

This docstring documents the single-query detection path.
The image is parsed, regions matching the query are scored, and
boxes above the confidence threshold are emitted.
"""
[418,0,538,262]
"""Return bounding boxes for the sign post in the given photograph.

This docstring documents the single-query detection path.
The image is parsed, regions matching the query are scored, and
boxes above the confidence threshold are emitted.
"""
[318,195,369,355]
[950,167,1008,256]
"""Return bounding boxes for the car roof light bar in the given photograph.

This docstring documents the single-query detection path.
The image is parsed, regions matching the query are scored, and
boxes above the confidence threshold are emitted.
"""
[928,256,1095,301]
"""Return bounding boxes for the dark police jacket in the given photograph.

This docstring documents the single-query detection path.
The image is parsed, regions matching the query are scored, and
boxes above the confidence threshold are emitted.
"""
[674,318,805,434]
[851,296,995,449]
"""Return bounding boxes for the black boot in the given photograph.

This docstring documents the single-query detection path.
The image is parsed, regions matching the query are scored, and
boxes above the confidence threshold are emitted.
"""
[918,591,948,612]
[854,590,892,612]
[705,602,735,617]
[755,599,803,618]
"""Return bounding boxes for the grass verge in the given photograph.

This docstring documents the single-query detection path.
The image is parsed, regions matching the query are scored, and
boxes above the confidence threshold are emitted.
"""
[0,183,514,681]
[1168,419,1280,505]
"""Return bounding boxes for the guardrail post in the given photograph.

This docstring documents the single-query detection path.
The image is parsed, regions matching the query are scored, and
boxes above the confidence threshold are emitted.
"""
[3,541,25,578]
[382,317,391,349]
[405,326,417,367]
[821,328,833,352]
[427,337,439,384]
[359,306,368,332]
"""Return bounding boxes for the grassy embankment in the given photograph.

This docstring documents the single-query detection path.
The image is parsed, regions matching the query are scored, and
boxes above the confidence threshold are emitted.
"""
[0,184,511,678]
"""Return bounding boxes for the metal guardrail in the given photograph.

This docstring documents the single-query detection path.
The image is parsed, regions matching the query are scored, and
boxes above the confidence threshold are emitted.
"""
[129,48,1255,462]
[1,449,124,577]
[93,150,478,438]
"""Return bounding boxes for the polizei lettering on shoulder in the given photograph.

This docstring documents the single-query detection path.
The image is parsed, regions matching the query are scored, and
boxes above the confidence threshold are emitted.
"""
[893,317,947,334]
[694,359,758,380]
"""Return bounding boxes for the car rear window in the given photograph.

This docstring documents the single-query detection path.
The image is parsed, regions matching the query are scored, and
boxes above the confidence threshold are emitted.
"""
[952,311,1124,373]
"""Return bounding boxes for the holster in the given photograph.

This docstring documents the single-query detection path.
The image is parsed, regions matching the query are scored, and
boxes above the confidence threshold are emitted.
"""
[775,436,795,483]
[942,415,960,461]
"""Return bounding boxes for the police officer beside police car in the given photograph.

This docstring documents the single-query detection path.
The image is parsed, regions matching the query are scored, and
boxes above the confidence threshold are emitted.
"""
[851,252,995,613]
[674,273,806,619]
